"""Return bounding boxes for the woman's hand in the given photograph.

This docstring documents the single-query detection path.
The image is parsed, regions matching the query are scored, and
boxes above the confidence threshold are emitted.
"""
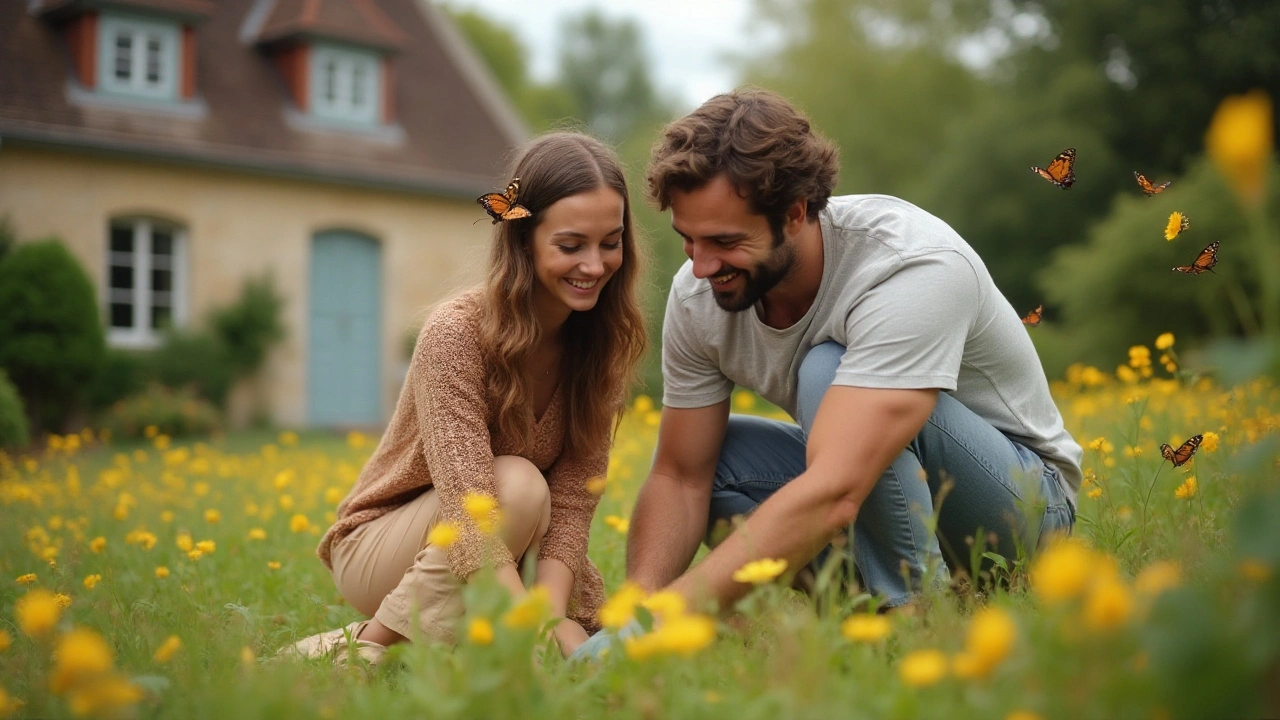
[552,618,590,657]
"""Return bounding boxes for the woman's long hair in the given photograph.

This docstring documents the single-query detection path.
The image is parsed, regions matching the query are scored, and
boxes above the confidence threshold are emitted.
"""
[478,132,647,456]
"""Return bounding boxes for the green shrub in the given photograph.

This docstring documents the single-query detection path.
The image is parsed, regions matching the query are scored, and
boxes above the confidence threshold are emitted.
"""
[209,273,286,377]
[0,240,106,433]
[88,347,151,412]
[150,329,236,408]
[0,369,30,449]
[0,215,15,262]
[100,384,223,439]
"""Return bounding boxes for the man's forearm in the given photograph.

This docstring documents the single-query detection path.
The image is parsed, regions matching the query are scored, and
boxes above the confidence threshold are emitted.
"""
[626,472,711,591]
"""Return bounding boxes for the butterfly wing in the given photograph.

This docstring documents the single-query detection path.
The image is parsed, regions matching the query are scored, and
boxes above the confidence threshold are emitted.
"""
[1134,171,1171,196]
[1169,434,1203,466]
[1173,242,1219,274]
[500,205,532,221]
[1032,148,1076,189]
[1160,443,1175,464]
[1021,305,1043,326]
[476,192,514,224]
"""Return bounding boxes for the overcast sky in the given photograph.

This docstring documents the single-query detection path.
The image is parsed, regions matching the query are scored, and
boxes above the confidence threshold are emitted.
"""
[445,0,758,109]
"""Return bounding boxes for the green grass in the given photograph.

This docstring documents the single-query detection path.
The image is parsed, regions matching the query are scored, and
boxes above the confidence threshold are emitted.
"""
[1,375,1279,720]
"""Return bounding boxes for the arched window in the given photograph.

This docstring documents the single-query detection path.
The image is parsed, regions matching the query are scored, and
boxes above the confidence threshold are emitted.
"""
[106,216,188,347]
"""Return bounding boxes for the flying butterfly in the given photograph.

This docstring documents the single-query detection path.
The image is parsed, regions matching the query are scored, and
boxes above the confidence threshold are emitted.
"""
[1172,241,1219,275]
[1031,148,1076,189]
[1160,434,1203,467]
[1021,304,1043,326]
[476,179,532,224]
[1134,171,1172,196]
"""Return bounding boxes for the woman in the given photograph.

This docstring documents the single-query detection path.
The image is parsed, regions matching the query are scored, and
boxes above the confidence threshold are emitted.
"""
[285,132,647,665]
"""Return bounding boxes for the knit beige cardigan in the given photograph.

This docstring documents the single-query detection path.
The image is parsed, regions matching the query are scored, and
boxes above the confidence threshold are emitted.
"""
[317,292,607,632]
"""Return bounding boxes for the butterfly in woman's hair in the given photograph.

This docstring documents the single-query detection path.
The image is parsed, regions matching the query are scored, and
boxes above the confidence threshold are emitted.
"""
[1031,148,1076,189]
[1172,241,1219,275]
[1160,434,1203,467]
[1021,305,1043,326]
[477,179,532,224]
[1133,171,1172,196]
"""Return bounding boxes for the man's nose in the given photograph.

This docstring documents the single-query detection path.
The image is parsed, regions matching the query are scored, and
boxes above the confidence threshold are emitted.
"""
[688,244,720,279]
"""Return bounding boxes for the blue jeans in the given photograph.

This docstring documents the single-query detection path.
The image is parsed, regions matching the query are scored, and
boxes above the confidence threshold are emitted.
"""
[709,341,1074,607]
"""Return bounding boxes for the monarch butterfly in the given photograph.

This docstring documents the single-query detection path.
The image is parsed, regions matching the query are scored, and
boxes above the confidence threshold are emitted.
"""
[476,179,532,224]
[1160,434,1203,467]
[1134,171,1172,196]
[1031,148,1076,189]
[1021,305,1043,326]
[1172,241,1219,275]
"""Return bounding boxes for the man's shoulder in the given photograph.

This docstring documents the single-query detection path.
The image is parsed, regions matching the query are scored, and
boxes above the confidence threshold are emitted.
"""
[669,261,715,306]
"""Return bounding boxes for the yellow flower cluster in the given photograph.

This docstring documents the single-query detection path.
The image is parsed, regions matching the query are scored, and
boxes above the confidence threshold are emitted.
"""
[731,558,789,585]
[604,514,630,534]
[502,586,552,630]
[1030,538,1141,632]
[463,492,500,534]
[841,614,892,643]
[49,627,143,716]
[593,582,717,660]
[1174,476,1198,500]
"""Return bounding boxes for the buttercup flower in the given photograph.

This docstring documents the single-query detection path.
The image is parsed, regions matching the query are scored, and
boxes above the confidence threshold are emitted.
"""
[83,574,101,590]
[463,493,499,533]
[1205,89,1274,205]
[599,582,647,630]
[732,558,789,585]
[1083,577,1133,631]
[289,514,310,533]
[1134,561,1181,597]
[16,589,61,637]
[1155,333,1175,350]
[152,635,182,663]
[427,521,460,549]
[1031,538,1095,605]
[154,566,170,579]
[604,515,630,534]
[1086,487,1103,499]
[952,606,1017,680]
[1174,477,1197,499]
[247,528,267,541]
[267,561,281,570]
[50,628,113,693]
[899,649,949,687]
[641,590,687,620]
[586,476,608,495]
[15,574,36,585]
[89,537,106,554]
[841,614,891,643]
[1201,431,1219,453]
[1164,212,1189,241]
[502,586,551,629]
[468,618,494,645]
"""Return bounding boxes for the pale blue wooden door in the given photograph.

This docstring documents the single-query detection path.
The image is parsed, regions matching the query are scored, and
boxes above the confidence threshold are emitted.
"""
[308,230,382,425]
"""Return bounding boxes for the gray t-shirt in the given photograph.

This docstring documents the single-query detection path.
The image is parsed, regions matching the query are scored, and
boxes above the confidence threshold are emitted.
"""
[661,194,1083,504]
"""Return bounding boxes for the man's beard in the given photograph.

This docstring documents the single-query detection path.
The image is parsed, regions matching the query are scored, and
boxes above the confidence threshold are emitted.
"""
[711,225,796,312]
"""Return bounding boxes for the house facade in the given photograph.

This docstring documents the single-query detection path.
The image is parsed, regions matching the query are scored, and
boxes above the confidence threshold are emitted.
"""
[0,0,527,427]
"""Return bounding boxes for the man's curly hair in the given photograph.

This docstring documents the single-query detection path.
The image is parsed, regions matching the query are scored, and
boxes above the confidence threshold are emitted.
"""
[646,88,839,225]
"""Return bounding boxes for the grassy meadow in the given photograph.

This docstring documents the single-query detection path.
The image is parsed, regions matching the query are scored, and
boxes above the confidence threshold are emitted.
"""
[2,333,1279,720]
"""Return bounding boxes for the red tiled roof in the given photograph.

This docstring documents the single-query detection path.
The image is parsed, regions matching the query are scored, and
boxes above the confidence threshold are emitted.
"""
[33,0,215,21]
[257,0,407,50]
[0,0,527,197]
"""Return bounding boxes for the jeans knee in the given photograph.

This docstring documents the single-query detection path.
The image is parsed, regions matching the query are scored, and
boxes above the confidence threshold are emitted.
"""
[493,456,551,539]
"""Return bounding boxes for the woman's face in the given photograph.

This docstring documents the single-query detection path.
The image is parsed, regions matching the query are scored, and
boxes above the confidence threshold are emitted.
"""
[528,185,626,316]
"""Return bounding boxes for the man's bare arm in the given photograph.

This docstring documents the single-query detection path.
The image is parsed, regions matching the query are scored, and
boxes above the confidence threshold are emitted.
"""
[625,401,730,591]
[668,386,937,609]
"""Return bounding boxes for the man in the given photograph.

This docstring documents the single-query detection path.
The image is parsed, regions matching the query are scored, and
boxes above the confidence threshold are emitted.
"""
[591,88,1081,647]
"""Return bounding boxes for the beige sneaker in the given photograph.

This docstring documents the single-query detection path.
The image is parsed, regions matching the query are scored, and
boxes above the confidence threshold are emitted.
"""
[279,621,387,668]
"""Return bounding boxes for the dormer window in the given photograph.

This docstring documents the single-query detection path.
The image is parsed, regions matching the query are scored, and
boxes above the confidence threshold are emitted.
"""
[97,14,181,100]
[310,44,382,125]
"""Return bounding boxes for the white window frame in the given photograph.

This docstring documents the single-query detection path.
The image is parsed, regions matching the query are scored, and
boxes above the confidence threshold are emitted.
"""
[106,218,188,349]
[97,14,180,100]
[309,43,382,125]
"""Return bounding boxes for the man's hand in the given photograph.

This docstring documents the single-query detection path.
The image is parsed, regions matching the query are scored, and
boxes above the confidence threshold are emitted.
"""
[552,618,590,657]
[668,385,938,609]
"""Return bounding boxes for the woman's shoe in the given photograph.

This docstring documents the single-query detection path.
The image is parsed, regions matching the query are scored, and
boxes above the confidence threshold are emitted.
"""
[279,621,387,668]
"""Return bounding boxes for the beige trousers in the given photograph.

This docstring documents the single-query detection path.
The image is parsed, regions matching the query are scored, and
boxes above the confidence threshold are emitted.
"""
[330,456,552,644]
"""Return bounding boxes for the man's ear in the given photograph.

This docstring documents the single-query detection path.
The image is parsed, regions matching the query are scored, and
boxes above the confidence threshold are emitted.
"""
[785,198,808,232]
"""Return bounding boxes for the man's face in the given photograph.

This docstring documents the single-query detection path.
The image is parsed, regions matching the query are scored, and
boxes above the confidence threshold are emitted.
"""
[668,175,796,312]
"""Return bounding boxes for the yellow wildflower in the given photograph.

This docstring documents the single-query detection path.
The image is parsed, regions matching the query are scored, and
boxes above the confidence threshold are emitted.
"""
[1164,212,1189,241]
[64,675,143,717]
[267,561,281,570]
[952,606,1016,680]
[289,514,310,533]
[154,566,170,579]
[732,558,789,585]
[1201,431,1219,453]
[604,515,630,534]
[503,586,552,629]
[324,487,344,505]
[187,549,203,561]
[586,476,608,495]
[15,573,36,585]
[16,589,61,637]
[624,614,716,659]
[278,430,299,447]
[1116,365,1139,384]
[50,628,114,693]
[633,395,654,414]
[468,618,494,645]
[1174,477,1197,499]
[641,590,687,621]
[1238,558,1271,582]
[463,492,499,533]
[144,425,159,438]
[0,685,21,718]
[427,521,461,548]
[152,635,182,663]
[83,574,102,590]
[1030,538,1095,605]
[841,614,891,643]
[1205,89,1274,205]
[598,582,647,630]
[176,533,193,552]
[195,540,215,554]
[247,528,267,541]
[0,630,9,652]
[153,434,170,450]
[1083,577,1134,631]
[1155,332,1175,350]
[899,649,949,687]
[346,431,368,450]
[89,537,106,554]
[204,509,221,524]
[732,389,756,411]
[1134,561,1181,597]
[1006,712,1044,720]
[1086,487,1103,500]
